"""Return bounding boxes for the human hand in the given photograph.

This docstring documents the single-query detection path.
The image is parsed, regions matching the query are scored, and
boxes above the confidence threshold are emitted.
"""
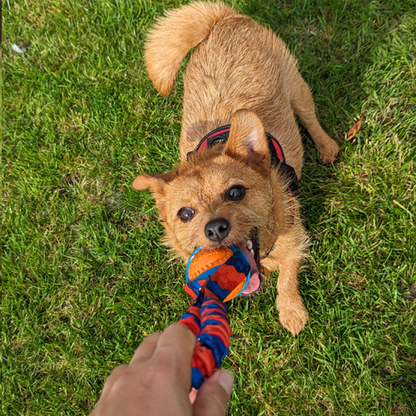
[89,323,233,416]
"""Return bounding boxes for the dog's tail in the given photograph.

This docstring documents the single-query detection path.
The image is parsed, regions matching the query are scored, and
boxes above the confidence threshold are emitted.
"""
[145,2,236,96]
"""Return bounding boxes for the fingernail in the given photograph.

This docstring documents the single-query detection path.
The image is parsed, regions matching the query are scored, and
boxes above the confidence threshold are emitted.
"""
[218,370,234,396]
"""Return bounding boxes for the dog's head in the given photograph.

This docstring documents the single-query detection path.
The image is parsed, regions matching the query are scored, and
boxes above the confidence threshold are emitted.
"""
[133,110,290,294]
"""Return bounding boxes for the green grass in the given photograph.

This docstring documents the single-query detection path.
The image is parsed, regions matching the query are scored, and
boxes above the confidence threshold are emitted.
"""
[2,0,416,414]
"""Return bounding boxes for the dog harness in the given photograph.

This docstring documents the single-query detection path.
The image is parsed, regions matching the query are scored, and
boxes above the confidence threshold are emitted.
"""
[187,124,299,200]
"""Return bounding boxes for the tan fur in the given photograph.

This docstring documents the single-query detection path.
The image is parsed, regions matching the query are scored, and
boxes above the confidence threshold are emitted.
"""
[135,2,340,335]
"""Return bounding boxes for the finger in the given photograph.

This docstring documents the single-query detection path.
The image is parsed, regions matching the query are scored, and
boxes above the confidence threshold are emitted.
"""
[100,364,129,394]
[91,364,129,413]
[192,370,233,416]
[130,332,161,365]
[152,323,196,370]
[105,364,129,385]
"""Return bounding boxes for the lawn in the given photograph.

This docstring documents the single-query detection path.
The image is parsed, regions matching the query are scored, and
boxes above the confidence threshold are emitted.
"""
[2,0,416,414]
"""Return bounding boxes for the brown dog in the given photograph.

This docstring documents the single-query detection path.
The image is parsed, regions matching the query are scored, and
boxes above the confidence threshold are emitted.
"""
[133,2,339,335]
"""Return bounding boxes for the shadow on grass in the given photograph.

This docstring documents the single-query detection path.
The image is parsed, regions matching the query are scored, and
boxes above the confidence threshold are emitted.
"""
[235,0,416,409]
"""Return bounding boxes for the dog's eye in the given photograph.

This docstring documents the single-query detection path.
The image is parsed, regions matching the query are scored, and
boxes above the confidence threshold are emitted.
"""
[226,185,246,201]
[177,207,195,222]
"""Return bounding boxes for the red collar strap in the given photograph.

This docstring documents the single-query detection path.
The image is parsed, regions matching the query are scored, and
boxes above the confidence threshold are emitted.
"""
[187,125,299,201]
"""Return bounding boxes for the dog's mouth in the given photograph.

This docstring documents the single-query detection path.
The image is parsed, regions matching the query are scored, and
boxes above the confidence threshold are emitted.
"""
[236,229,261,295]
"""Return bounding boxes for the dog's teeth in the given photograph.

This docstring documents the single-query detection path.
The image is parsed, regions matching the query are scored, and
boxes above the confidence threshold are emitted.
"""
[250,249,255,256]
[247,239,253,250]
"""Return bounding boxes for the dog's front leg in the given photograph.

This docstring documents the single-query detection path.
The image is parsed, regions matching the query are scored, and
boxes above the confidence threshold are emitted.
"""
[275,259,309,336]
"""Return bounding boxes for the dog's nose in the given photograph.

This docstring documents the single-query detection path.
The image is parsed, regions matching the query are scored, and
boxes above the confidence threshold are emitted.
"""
[205,218,230,242]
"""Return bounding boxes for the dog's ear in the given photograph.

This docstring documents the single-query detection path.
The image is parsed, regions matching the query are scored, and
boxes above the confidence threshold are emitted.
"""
[132,171,177,191]
[132,171,177,220]
[225,110,270,167]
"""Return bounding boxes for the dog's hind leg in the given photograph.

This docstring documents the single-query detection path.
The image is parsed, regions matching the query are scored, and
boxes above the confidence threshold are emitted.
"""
[288,72,340,164]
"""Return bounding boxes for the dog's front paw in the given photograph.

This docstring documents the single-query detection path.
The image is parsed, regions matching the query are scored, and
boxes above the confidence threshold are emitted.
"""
[277,297,309,336]
[318,138,340,164]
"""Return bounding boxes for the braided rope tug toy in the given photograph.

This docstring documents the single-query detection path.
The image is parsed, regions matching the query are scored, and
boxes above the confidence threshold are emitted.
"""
[178,246,254,390]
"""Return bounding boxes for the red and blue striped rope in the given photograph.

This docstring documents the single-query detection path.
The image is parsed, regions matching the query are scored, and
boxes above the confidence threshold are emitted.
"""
[178,288,231,390]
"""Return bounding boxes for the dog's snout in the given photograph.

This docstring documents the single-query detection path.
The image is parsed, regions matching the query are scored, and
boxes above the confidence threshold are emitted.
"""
[205,218,230,242]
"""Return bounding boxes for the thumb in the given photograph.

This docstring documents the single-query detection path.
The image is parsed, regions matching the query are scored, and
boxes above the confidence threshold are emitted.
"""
[193,370,234,416]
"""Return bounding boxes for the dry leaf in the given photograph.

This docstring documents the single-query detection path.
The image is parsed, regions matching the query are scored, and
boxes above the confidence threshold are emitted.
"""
[347,117,363,141]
